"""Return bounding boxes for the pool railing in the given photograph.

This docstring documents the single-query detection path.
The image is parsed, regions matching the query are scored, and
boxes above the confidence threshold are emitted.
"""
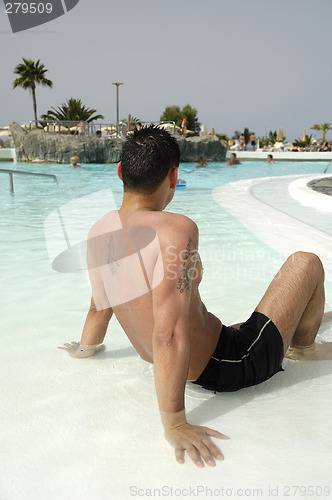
[0,168,58,194]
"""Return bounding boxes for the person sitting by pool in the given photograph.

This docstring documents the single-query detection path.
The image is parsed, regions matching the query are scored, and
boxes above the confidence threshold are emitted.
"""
[75,121,87,136]
[267,154,274,164]
[60,126,331,469]
[227,153,241,165]
[196,157,208,167]
[69,155,81,168]
[95,130,102,138]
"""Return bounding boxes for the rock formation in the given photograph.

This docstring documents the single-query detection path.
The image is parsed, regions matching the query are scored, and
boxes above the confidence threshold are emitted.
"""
[10,122,123,164]
[307,177,332,196]
[177,135,227,162]
[9,122,227,164]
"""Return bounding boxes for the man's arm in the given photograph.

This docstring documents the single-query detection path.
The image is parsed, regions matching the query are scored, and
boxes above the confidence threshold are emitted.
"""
[152,220,227,467]
[59,225,113,358]
[79,228,113,350]
[58,297,113,358]
[81,297,113,345]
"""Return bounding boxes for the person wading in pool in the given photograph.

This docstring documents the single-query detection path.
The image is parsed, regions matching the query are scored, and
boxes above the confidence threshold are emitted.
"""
[227,153,241,165]
[59,126,331,468]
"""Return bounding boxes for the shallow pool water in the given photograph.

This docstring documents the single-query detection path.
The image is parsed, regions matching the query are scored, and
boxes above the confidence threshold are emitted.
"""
[1,160,332,500]
[0,160,330,323]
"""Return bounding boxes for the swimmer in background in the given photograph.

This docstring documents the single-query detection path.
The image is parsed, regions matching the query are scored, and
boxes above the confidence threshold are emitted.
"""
[69,155,81,168]
[227,153,241,165]
[196,157,208,167]
[267,154,274,164]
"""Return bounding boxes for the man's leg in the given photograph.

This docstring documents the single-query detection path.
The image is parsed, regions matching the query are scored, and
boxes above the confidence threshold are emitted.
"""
[255,252,325,355]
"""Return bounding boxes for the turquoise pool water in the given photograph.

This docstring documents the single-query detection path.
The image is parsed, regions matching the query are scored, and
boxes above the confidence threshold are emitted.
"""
[1,160,328,255]
[0,160,330,327]
[0,160,329,204]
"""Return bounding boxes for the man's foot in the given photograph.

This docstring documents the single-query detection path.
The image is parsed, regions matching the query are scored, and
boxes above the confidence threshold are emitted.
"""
[322,311,332,324]
[285,342,332,361]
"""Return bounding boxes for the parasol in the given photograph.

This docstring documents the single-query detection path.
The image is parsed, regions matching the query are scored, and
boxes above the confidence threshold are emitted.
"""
[301,129,306,142]
[276,127,284,142]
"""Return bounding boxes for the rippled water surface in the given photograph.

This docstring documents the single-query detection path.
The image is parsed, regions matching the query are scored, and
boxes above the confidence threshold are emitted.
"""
[0,160,329,325]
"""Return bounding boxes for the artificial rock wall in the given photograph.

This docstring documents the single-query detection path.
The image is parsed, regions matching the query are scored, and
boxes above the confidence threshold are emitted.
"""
[10,122,227,164]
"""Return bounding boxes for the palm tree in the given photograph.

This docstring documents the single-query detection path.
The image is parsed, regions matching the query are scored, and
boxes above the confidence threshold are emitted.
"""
[41,98,104,124]
[310,123,331,143]
[293,134,314,148]
[13,58,53,126]
[121,115,141,130]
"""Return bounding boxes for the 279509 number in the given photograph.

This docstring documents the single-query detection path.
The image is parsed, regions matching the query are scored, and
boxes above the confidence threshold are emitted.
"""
[283,485,331,496]
[5,3,53,14]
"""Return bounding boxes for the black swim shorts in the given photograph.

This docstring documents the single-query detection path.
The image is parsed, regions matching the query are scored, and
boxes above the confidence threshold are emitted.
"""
[193,312,284,392]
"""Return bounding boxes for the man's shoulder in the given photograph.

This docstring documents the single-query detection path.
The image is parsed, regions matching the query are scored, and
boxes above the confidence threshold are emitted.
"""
[88,210,198,242]
[88,210,121,238]
[161,211,195,223]
[154,213,198,250]
[158,212,198,233]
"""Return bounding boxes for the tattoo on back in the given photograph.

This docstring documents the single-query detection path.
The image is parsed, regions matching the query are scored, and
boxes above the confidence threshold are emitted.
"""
[108,235,120,275]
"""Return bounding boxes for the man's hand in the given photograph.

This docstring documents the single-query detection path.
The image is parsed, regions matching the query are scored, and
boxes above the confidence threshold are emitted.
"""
[164,423,229,467]
[58,341,105,358]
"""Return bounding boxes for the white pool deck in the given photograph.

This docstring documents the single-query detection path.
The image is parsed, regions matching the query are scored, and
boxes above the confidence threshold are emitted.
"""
[1,174,332,500]
[0,148,16,162]
[226,149,332,162]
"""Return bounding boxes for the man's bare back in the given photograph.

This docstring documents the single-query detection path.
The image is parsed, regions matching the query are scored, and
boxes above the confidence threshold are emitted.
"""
[88,208,221,381]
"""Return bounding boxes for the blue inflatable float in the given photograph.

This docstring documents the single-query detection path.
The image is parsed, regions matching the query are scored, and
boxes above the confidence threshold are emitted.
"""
[176,179,186,189]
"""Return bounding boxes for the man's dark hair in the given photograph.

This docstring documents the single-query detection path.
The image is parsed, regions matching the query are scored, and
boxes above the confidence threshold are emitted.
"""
[120,126,180,194]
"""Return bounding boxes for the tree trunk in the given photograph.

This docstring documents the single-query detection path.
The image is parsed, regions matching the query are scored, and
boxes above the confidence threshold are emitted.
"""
[31,83,38,126]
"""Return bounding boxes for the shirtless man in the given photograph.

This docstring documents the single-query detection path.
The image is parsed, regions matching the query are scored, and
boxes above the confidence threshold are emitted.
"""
[239,134,245,151]
[197,157,208,167]
[60,126,329,468]
[227,152,241,165]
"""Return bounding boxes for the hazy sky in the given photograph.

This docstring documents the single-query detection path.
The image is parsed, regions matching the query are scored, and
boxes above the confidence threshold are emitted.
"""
[1,0,332,142]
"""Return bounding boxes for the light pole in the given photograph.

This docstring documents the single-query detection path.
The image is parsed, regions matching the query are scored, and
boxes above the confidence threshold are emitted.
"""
[112,82,123,137]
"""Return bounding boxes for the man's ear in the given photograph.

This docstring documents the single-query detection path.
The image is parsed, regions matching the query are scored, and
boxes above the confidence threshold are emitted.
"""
[169,167,178,190]
[117,162,123,181]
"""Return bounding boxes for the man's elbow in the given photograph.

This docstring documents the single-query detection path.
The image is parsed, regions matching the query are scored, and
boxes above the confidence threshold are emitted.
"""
[153,327,188,350]
[154,330,175,348]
